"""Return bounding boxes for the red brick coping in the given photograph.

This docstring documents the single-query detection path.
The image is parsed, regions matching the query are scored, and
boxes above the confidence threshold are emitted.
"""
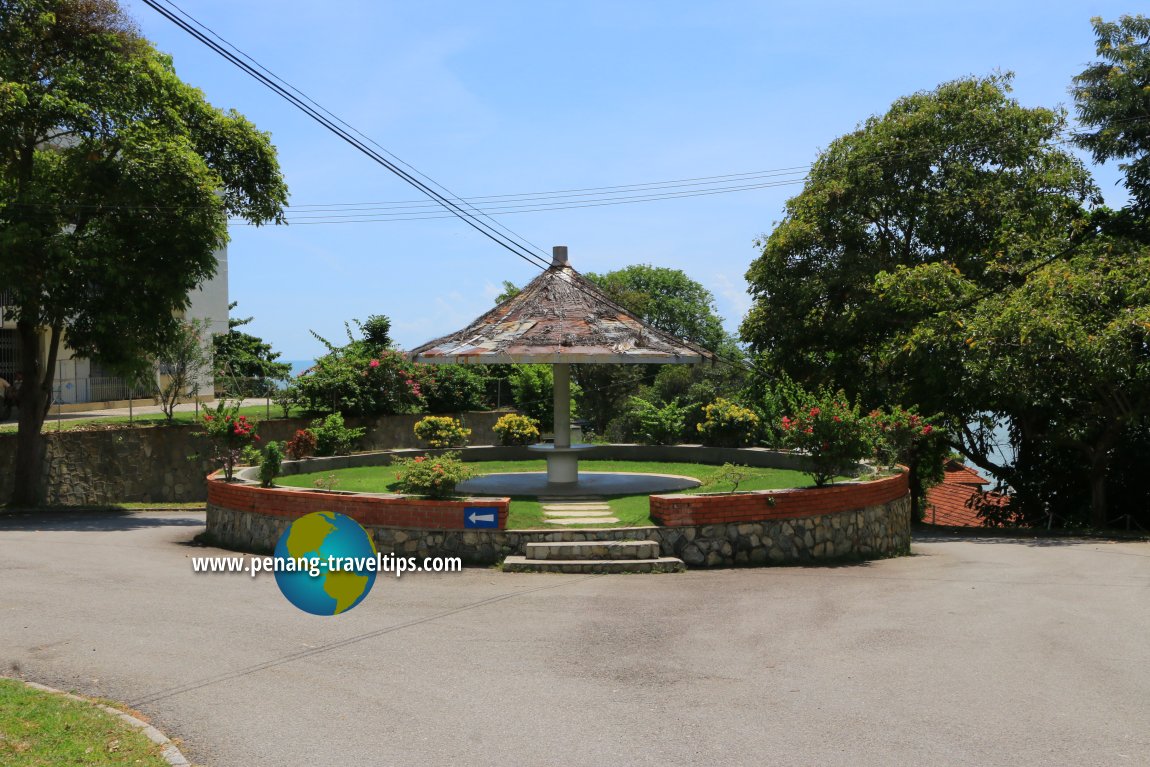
[206,477,509,530]
[650,470,909,526]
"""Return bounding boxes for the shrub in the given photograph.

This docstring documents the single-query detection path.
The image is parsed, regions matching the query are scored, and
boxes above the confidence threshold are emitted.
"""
[627,396,690,445]
[260,441,285,488]
[867,405,948,521]
[417,364,490,413]
[313,473,340,492]
[780,389,871,486]
[285,428,317,460]
[197,407,261,481]
[310,413,365,457]
[492,413,540,446]
[414,415,471,448]
[702,462,755,493]
[393,452,474,498]
[294,319,423,416]
[697,398,760,447]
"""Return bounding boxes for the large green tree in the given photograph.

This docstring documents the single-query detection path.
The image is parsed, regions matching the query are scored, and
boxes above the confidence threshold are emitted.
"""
[0,0,287,505]
[1072,14,1150,216]
[577,264,729,433]
[741,75,1096,415]
[876,236,1150,527]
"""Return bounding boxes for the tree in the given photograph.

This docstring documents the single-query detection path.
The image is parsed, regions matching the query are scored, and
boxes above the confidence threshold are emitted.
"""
[1072,14,1150,216]
[213,302,291,397]
[741,75,1096,415]
[493,280,520,305]
[0,1,287,505]
[576,264,729,432]
[155,318,212,422]
[586,264,726,350]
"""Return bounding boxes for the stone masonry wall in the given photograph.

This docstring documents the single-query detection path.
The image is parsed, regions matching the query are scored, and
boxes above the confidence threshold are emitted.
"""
[0,410,504,506]
[205,494,911,567]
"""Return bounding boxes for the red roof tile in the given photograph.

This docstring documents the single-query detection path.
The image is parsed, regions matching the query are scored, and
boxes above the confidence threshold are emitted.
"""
[941,459,989,486]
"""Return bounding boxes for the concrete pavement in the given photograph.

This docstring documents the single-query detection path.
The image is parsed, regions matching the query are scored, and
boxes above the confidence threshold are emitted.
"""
[1,511,1147,766]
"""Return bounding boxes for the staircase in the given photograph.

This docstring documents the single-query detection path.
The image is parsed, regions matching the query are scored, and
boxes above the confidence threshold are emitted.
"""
[502,540,685,574]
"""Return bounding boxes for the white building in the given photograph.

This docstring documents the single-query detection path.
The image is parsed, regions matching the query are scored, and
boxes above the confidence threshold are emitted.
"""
[0,245,228,406]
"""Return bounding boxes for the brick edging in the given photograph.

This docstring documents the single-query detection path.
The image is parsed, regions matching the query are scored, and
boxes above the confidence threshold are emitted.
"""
[650,470,909,526]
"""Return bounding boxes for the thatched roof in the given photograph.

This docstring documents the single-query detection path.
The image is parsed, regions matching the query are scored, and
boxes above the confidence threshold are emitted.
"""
[409,248,710,365]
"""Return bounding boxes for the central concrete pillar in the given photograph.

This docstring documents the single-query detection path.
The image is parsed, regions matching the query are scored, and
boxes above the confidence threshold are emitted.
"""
[547,362,578,484]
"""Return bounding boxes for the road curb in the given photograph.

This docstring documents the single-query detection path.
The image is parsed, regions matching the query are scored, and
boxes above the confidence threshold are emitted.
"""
[11,678,191,766]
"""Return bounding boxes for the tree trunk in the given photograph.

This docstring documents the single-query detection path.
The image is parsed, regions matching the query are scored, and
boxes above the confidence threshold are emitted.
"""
[1085,426,1122,530]
[907,458,923,523]
[9,322,49,507]
[1089,464,1108,530]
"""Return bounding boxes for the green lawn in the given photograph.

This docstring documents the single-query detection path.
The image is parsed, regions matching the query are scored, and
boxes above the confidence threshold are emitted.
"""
[278,460,824,528]
[0,404,288,433]
[0,679,172,766]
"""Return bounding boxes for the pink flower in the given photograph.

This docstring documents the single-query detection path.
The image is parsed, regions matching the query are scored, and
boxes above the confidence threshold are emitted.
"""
[369,359,380,368]
[809,407,821,417]
[922,425,933,436]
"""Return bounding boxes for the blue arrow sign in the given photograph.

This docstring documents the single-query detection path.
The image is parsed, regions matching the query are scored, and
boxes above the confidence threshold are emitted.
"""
[464,506,499,529]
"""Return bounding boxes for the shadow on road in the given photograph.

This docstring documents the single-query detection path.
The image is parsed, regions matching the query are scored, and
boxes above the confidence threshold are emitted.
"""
[913,525,1146,547]
[0,509,204,532]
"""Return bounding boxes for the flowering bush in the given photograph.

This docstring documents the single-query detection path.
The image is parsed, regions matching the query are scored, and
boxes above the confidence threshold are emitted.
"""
[292,326,424,416]
[867,406,939,467]
[199,408,261,480]
[492,413,540,446]
[393,452,474,498]
[867,405,948,520]
[780,390,871,486]
[697,398,760,447]
[414,416,471,448]
[285,429,317,460]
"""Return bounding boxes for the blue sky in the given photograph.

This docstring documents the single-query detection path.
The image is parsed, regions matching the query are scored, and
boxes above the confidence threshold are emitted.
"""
[124,0,1135,360]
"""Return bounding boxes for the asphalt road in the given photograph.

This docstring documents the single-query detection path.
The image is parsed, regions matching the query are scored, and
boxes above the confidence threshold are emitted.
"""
[1,511,1147,766]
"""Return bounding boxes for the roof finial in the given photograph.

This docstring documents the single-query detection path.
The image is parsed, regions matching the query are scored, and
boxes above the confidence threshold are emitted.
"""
[552,245,568,267]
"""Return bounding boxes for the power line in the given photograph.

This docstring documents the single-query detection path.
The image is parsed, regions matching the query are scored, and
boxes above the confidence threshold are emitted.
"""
[233,177,808,225]
[139,0,555,275]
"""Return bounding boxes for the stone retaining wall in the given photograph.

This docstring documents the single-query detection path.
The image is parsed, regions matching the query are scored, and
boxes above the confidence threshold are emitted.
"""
[204,463,911,567]
[650,471,908,525]
[0,410,504,505]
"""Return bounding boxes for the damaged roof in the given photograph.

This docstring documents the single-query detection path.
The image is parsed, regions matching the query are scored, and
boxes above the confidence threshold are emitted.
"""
[409,248,711,365]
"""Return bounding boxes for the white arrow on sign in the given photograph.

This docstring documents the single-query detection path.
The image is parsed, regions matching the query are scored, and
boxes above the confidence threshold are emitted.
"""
[468,511,496,524]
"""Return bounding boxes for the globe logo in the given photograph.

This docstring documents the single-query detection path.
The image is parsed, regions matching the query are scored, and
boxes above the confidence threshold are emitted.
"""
[273,512,377,615]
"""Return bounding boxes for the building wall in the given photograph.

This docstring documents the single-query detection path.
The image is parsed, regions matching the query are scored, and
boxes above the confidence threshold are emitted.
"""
[0,245,228,404]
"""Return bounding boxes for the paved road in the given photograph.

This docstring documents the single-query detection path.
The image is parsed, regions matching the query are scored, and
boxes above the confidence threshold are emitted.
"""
[1,511,1147,766]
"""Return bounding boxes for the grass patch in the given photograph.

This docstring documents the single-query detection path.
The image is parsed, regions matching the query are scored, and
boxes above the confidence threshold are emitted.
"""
[0,404,288,434]
[278,459,835,528]
[0,678,172,766]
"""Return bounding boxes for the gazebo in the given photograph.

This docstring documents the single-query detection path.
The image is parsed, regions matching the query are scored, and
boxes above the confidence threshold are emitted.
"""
[409,246,709,490]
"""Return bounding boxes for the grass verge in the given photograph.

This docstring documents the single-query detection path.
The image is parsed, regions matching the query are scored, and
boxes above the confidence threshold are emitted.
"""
[0,404,288,434]
[0,678,172,766]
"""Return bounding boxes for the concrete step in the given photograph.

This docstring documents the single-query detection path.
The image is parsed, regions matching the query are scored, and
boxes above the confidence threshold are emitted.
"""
[542,503,611,511]
[543,510,614,518]
[537,496,606,502]
[545,517,621,525]
[502,556,686,574]
[527,540,661,561]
